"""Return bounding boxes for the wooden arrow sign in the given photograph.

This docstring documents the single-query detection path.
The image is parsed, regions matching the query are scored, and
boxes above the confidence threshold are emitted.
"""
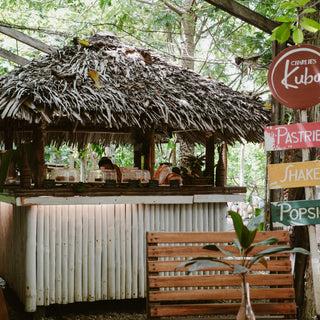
[268,160,320,189]
[271,199,320,226]
[264,122,320,151]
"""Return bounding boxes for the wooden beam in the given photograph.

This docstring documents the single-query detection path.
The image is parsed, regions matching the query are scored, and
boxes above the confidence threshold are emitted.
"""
[204,0,279,35]
[0,25,53,54]
[0,47,29,65]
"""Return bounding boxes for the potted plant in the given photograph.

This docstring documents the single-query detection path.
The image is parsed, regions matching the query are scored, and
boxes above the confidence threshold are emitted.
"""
[177,211,309,320]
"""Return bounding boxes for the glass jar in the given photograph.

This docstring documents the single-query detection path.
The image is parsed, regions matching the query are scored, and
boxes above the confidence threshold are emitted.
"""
[50,168,80,182]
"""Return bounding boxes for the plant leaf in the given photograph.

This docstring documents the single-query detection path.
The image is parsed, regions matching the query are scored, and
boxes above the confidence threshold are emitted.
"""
[204,244,235,258]
[248,246,309,268]
[241,226,257,249]
[247,214,263,231]
[275,22,292,43]
[258,257,268,269]
[233,238,242,254]
[301,18,320,32]
[88,70,102,89]
[229,210,243,242]
[176,258,232,272]
[252,237,279,247]
[275,16,295,23]
[296,0,311,6]
[233,262,249,275]
[281,2,300,9]
[79,39,90,46]
[302,8,316,14]
[292,28,304,44]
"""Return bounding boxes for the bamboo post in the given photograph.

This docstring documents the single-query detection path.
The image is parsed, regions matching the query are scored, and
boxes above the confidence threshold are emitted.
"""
[222,142,228,186]
[25,206,37,312]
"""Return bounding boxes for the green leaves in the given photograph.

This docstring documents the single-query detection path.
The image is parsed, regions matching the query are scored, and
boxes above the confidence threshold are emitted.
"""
[271,0,320,45]
[281,0,311,9]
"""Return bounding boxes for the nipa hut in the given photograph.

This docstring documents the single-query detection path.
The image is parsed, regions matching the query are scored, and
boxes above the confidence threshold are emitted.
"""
[0,33,270,312]
[0,34,269,172]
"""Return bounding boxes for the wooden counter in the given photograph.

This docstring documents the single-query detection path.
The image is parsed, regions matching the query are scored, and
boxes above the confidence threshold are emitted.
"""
[0,185,246,206]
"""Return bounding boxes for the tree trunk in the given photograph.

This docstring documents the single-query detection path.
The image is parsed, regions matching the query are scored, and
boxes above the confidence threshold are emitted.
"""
[178,138,194,169]
[178,0,197,165]
[180,0,196,70]
[294,3,320,317]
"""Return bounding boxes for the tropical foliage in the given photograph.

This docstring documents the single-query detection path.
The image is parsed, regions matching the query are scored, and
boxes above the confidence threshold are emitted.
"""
[178,210,309,281]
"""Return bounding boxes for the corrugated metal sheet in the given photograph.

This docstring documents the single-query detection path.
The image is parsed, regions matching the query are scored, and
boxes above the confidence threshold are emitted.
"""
[0,202,227,312]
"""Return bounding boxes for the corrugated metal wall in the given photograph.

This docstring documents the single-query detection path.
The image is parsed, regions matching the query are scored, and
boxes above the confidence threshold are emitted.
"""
[0,202,227,312]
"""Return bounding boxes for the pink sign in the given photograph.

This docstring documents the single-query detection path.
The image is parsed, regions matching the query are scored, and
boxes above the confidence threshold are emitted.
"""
[268,44,320,109]
[264,122,320,151]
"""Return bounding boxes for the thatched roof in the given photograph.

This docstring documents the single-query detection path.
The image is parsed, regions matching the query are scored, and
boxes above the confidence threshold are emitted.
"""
[0,33,269,147]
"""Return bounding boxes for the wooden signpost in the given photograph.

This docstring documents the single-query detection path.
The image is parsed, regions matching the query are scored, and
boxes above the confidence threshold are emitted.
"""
[268,44,320,315]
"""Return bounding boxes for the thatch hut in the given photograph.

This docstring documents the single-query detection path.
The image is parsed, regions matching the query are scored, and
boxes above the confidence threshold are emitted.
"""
[0,34,269,181]
[0,33,270,313]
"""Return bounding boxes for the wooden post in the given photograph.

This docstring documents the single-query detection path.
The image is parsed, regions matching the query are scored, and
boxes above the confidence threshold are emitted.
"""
[33,123,46,188]
[4,120,13,150]
[0,287,9,320]
[133,143,142,169]
[266,41,287,229]
[205,132,214,177]
[300,109,320,316]
[4,120,15,178]
[143,128,155,177]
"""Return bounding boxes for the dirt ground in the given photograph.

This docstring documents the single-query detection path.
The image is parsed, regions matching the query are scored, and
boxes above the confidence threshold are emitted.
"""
[3,286,224,320]
[3,286,147,320]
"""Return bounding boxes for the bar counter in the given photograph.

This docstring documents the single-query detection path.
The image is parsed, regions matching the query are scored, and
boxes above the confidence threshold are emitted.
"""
[0,185,245,312]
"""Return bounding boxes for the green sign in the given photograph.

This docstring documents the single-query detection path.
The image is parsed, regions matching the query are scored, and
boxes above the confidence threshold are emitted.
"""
[271,199,320,226]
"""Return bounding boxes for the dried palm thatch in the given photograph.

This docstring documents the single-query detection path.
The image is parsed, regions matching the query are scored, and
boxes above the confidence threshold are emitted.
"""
[0,34,269,147]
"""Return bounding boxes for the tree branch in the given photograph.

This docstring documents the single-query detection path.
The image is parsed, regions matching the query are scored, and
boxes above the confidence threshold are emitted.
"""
[204,0,279,34]
[161,0,186,16]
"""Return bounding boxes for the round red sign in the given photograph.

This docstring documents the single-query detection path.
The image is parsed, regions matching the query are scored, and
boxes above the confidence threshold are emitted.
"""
[268,44,320,109]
